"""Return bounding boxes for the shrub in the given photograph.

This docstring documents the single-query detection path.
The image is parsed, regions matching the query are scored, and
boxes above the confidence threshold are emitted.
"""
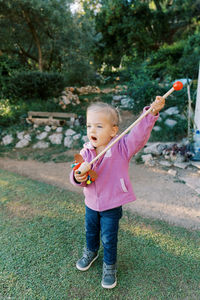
[145,41,185,80]
[178,32,200,79]
[127,73,166,114]
[9,71,66,101]
[0,99,28,127]
[0,97,62,128]
[64,57,96,86]
[0,54,24,98]
[150,117,188,142]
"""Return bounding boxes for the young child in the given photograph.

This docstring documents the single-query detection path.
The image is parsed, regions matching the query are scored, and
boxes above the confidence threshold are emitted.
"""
[70,97,165,289]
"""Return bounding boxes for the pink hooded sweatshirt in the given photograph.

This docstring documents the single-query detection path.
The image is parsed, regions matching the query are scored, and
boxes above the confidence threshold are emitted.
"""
[70,107,158,211]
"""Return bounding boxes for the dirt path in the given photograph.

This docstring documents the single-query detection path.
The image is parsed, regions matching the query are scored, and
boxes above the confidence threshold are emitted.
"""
[0,157,199,230]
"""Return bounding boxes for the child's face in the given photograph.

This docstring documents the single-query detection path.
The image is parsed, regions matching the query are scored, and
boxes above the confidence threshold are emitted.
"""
[87,111,118,150]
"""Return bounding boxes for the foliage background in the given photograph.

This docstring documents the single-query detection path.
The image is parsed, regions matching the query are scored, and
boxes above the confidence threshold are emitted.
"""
[0,0,199,139]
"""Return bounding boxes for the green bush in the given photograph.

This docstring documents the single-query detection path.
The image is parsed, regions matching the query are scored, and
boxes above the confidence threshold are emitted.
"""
[179,32,200,79]
[0,54,24,98]
[9,71,66,101]
[145,41,185,80]
[144,35,200,81]
[126,57,192,111]
[64,58,96,86]
[0,97,63,128]
[0,99,27,127]
[150,117,188,142]
[127,73,166,114]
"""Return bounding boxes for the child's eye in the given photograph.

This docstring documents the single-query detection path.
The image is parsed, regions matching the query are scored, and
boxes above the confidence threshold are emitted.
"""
[87,125,91,128]
[97,125,103,128]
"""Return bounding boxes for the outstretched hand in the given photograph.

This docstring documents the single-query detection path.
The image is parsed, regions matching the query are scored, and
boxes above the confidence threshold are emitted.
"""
[150,96,165,116]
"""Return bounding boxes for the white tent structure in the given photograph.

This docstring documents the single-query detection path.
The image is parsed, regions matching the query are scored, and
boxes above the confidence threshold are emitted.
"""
[194,63,200,130]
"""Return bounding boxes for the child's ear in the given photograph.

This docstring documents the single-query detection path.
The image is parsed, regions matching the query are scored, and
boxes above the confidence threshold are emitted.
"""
[111,125,119,137]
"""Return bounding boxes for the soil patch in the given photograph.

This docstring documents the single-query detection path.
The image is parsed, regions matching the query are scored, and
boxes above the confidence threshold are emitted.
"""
[0,157,199,230]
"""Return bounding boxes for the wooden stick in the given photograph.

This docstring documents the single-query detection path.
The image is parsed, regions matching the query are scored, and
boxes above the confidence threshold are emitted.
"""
[89,86,175,165]
[77,82,182,175]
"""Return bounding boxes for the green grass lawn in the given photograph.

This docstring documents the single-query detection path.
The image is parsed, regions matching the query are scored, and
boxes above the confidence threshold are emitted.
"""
[0,169,199,300]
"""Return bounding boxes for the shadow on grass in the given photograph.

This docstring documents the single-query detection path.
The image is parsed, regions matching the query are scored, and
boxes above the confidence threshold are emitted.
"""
[0,169,199,300]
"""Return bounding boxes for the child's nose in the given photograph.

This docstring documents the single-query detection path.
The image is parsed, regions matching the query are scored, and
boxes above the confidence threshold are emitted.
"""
[90,126,96,133]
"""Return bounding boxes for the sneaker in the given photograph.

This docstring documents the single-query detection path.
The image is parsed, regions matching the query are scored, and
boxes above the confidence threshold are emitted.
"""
[76,247,99,271]
[101,262,117,289]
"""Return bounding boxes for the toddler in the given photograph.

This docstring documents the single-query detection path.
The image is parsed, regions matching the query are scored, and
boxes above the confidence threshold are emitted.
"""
[70,97,165,289]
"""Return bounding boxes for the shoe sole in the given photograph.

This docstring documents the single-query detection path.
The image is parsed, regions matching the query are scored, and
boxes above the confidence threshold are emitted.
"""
[101,280,117,289]
[76,254,99,271]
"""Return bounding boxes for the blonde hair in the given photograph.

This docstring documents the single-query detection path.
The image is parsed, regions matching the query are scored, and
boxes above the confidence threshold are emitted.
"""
[87,102,121,126]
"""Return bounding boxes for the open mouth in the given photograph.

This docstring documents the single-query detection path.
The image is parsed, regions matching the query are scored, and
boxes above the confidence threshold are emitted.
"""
[91,136,97,142]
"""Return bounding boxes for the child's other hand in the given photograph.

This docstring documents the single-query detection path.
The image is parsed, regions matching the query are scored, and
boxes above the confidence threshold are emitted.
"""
[74,171,88,183]
[150,96,165,115]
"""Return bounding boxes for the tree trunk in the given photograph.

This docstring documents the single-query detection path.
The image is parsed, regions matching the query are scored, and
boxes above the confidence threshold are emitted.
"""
[195,63,200,130]
[153,0,162,11]
[22,9,43,71]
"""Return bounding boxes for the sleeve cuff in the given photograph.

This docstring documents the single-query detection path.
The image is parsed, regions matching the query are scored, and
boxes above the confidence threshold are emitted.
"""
[143,106,159,120]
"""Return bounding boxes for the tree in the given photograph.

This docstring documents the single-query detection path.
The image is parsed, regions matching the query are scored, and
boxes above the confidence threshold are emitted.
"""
[83,0,200,68]
[0,0,97,76]
[0,0,73,71]
[85,0,171,67]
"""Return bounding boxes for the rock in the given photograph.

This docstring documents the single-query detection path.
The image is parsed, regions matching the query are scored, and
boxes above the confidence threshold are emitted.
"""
[56,127,63,133]
[76,86,101,95]
[73,134,81,140]
[16,131,31,142]
[33,141,49,149]
[17,131,25,140]
[82,135,89,143]
[174,162,189,169]
[181,138,190,146]
[164,155,170,160]
[45,126,51,132]
[153,126,162,132]
[74,119,80,127]
[141,154,153,164]
[65,129,76,136]
[164,119,177,128]
[157,116,162,123]
[113,95,123,101]
[36,132,48,140]
[164,106,179,115]
[144,143,166,155]
[102,88,115,94]
[159,112,167,119]
[15,139,29,148]
[64,136,73,148]
[168,169,177,176]
[48,133,63,145]
[24,134,31,141]
[159,160,172,167]
[61,89,80,105]
[174,153,186,163]
[112,95,123,105]
[120,97,133,108]
[190,161,200,169]
[61,95,70,105]
[2,134,13,145]
[69,117,76,127]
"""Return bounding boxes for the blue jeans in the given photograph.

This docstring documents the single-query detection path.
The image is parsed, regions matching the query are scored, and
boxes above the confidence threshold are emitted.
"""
[85,205,122,265]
